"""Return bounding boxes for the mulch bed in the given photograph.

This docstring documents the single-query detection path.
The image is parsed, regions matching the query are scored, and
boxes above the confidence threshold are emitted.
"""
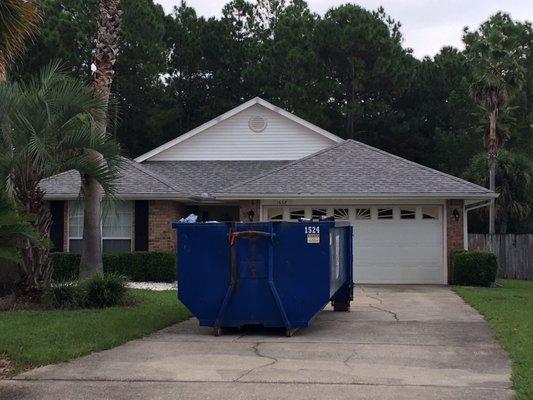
[0,356,13,379]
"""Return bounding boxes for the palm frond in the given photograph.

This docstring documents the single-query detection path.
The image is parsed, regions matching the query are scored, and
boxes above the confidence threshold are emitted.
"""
[0,0,42,68]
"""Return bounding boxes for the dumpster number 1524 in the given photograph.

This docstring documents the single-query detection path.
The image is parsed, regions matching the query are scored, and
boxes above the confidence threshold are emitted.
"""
[304,226,320,234]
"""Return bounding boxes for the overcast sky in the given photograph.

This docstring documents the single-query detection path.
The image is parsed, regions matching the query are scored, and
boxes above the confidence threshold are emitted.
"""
[155,0,532,58]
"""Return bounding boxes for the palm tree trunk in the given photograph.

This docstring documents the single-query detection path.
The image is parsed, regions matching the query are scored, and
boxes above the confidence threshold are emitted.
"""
[80,174,103,279]
[487,108,498,235]
[0,60,7,83]
[79,0,121,279]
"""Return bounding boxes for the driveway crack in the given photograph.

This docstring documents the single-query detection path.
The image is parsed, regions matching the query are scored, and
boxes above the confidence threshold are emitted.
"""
[234,343,277,382]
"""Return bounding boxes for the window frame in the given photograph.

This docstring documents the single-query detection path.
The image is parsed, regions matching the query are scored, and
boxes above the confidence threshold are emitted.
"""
[68,201,134,253]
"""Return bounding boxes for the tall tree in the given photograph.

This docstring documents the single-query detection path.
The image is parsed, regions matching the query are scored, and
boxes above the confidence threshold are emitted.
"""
[465,150,532,233]
[463,13,529,234]
[316,5,411,139]
[79,0,122,279]
[0,0,41,81]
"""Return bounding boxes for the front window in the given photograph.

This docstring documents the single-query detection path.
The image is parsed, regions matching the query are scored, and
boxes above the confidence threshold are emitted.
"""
[68,201,133,253]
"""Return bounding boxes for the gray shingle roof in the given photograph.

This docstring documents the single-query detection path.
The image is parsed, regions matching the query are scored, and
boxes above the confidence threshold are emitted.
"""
[40,158,190,199]
[141,160,289,196]
[216,140,494,198]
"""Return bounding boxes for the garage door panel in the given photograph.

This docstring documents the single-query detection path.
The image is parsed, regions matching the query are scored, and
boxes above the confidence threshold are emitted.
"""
[264,205,445,284]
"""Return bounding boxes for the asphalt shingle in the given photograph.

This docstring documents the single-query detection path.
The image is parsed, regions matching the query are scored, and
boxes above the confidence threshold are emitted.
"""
[39,158,190,198]
[216,140,493,196]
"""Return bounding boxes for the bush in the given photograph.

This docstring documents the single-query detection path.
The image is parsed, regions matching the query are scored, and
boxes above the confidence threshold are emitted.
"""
[50,253,80,282]
[49,283,83,309]
[453,250,498,287]
[80,273,127,308]
[51,252,176,282]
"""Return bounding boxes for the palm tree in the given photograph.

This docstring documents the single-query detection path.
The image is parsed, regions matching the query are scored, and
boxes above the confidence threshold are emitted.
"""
[80,0,122,278]
[0,0,41,82]
[0,62,121,294]
[463,13,527,234]
[0,189,38,263]
[465,150,532,234]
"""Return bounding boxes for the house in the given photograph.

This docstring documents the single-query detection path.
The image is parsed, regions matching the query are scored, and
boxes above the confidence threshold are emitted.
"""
[40,97,496,284]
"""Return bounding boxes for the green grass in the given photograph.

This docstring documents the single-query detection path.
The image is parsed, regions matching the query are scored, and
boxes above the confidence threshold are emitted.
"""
[0,290,191,375]
[454,279,533,400]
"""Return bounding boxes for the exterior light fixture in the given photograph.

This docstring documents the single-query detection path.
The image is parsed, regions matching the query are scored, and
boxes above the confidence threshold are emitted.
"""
[452,209,460,222]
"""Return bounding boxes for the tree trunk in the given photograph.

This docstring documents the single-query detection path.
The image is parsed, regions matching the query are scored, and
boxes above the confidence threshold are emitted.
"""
[0,60,7,83]
[487,108,498,235]
[79,0,122,279]
[12,172,52,296]
[79,175,103,279]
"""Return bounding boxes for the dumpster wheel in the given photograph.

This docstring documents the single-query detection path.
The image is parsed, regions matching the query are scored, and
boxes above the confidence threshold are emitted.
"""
[286,328,299,337]
[213,327,223,336]
[332,300,350,312]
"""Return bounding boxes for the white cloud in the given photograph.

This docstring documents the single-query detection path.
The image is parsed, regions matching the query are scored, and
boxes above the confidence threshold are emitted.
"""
[155,0,533,58]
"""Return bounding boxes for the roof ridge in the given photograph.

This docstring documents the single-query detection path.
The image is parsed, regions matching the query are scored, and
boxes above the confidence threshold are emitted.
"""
[124,158,190,195]
[39,169,78,182]
[217,140,348,193]
[345,140,492,193]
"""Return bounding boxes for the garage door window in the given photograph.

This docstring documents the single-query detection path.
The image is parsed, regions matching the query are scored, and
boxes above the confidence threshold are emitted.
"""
[422,207,439,220]
[377,208,393,219]
[355,208,371,220]
[312,208,327,219]
[400,208,416,220]
[289,208,305,220]
[267,208,283,220]
[334,208,349,220]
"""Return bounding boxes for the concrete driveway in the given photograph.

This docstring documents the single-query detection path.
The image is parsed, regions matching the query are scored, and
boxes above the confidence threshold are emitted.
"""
[1,286,513,399]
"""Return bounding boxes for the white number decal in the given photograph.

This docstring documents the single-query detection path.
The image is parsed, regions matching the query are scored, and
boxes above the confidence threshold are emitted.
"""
[304,226,320,234]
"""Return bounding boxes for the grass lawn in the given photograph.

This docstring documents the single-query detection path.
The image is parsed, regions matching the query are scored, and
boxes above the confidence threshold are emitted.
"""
[454,279,533,400]
[0,290,191,376]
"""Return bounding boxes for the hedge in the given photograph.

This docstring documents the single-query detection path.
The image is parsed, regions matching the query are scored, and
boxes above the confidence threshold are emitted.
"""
[51,252,176,283]
[452,250,498,287]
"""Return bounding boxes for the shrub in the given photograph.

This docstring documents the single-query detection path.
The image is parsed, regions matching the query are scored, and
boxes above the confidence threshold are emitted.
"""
[51,252,176,282]
[453,250,498,287]
[80,273,127,308]
[49,283,83,309]
[50,253,80,282]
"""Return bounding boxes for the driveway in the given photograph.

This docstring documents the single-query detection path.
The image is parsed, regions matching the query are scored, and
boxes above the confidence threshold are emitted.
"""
[1,286,513,399]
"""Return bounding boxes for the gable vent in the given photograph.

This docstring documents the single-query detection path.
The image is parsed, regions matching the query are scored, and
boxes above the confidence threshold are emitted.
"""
[248,115,267,132]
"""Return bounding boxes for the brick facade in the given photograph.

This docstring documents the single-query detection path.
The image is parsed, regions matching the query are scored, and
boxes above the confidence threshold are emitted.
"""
[445,199,465,284]
[148,200,185,252]
[238,200,260,222]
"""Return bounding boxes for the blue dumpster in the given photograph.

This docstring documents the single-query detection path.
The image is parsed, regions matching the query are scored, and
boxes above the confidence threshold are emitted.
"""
[173,221,353,336]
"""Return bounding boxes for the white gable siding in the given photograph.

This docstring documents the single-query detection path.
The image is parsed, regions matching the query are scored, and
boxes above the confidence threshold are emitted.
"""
[149,104,337,161]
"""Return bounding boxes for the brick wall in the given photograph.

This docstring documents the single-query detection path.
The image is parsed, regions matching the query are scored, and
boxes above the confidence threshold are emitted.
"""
[238,200,260,222]
[446,199,465,284]
[148,200,185,252]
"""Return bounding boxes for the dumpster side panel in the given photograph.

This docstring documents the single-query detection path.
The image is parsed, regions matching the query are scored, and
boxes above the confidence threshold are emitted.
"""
[175,223,232,325]
[273,222,333,327]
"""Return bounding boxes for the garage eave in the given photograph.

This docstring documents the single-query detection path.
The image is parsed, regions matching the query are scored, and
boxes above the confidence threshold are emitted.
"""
[214,192,498,201]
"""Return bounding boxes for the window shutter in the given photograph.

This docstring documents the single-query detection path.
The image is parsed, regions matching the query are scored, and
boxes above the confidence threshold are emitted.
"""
[50,201,64,252]
[134,201,149,251]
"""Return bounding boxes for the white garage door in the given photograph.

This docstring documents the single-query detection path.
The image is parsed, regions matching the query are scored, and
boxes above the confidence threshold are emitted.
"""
[264,205,445,284]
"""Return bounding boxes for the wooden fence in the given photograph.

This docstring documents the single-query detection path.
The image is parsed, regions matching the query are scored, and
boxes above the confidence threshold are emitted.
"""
[468,234,533,280]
